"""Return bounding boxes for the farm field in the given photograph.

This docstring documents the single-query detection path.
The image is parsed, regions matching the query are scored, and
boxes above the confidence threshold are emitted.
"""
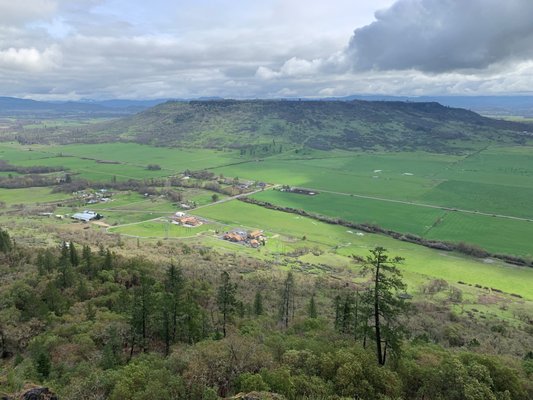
[251,189,446,236]
[2,142,533,257]
[213,146,533,218]
[191,199,533,299]
[0,142,242,182]
[43,143,241,171]
[0,187,71,206]
[426,212,533,257]
[250,189,533,257]
[110,219,215,238]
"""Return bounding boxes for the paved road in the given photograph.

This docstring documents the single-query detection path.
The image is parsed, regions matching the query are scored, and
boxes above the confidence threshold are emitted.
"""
[105,185,276,232]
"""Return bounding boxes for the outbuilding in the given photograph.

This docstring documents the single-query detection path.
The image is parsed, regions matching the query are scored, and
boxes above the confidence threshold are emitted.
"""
[71,211,102,222]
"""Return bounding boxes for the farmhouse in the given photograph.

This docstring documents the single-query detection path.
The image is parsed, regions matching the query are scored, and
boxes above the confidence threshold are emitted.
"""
[248,230,264,240]
[173,214,202,227]
[224,232,246,242]
[223,228,266,247]
[71,210,102,222]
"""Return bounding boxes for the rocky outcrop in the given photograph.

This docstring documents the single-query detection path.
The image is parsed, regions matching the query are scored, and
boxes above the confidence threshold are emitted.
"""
[1,387,58,400]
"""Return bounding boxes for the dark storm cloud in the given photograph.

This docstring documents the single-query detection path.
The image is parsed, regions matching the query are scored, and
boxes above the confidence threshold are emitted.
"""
[347,0,533,72]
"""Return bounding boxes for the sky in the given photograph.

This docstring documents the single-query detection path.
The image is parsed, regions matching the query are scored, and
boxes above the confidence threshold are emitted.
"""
[1,0,533,100]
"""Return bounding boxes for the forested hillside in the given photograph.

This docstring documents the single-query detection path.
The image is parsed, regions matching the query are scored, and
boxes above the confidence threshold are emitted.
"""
[88,100,530,152]
[11,100,530,153]
[1,229,532,399]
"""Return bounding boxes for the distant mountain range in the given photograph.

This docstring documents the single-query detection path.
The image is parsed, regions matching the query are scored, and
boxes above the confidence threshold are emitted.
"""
[1,95,533,118]
[323,95,533,117]
[0,97,171,117]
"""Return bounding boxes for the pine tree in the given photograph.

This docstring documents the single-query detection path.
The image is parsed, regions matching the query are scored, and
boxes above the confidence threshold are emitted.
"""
[362,247,408,365]
[35,351,51,379]
[58,242,73,289]
[36,249,55,275]
[103,249,113,270]
[279,271,296,329]
[253,291,264,316]
[130,272,154,354]
[162,263,184,354]
[81,245,93,276]
[0,229,12,253]
[341,294,354,334]
[217,271,237,337]
[308,295,318,319]
[69,241,79,266]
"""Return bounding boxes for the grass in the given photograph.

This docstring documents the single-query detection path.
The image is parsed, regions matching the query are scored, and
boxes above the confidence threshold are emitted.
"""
[427,212,533,257]
[110,220,215,238]
[421,180,533,218]
[191,200,533,300]
[0,187,71,206]
[2,142,533,257]
[1,142,242,183]
[43,143,241,171]
[250,189,533,257]
[251,189,446,236]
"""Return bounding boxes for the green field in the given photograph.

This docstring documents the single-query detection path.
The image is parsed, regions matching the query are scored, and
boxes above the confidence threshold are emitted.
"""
[0,187,71,206]
[0,142,241,182]
[250,190,533,257]
[2,142,533,258]
[214,147,533,218]
[251,189,446,235]
[110,219,215,238]
[191,200,533,299]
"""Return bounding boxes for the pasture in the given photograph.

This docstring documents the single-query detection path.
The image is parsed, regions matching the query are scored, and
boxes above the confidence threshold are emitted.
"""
[110,219,214,238]
[2,141,533,258]
[251,189,446,236]
[0,142,241,182]
[250,189,533,257]
[0,187,71,206]
[191,199,533,300]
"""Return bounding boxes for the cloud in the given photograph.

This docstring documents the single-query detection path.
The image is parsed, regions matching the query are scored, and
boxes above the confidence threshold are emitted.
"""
[347,0,533,72]
[0,46,61,71]
[1,0,533,99]
[0,0,58,25]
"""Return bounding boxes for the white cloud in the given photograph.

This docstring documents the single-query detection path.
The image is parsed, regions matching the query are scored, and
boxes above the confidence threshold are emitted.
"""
[0,45,61,71]
[0,0,532,99]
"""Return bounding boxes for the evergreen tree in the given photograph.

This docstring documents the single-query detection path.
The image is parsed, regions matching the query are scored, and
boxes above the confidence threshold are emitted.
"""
[279,271,296,329]
[161,263,184,354]
[217,271,237,337]
[308,295,318,319]
[0,228,12,253]
[36,249,55,275]
[130,272,154,354]
[76,277,89,301]
[81,244,93,276]
[341,294,354,334]
[100,325,122,369]
[35,351,51,379]
[253,291,264,316]
[69,241,79,266]
[103,249,114,270]
[58,242,74,289]
[362,247,408,365]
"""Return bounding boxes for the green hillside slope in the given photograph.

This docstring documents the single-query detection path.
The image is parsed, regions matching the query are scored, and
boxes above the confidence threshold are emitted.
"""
[89,99,530,152]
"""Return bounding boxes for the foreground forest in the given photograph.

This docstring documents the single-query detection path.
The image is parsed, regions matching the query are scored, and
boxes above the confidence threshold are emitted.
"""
[1,228,532,399]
